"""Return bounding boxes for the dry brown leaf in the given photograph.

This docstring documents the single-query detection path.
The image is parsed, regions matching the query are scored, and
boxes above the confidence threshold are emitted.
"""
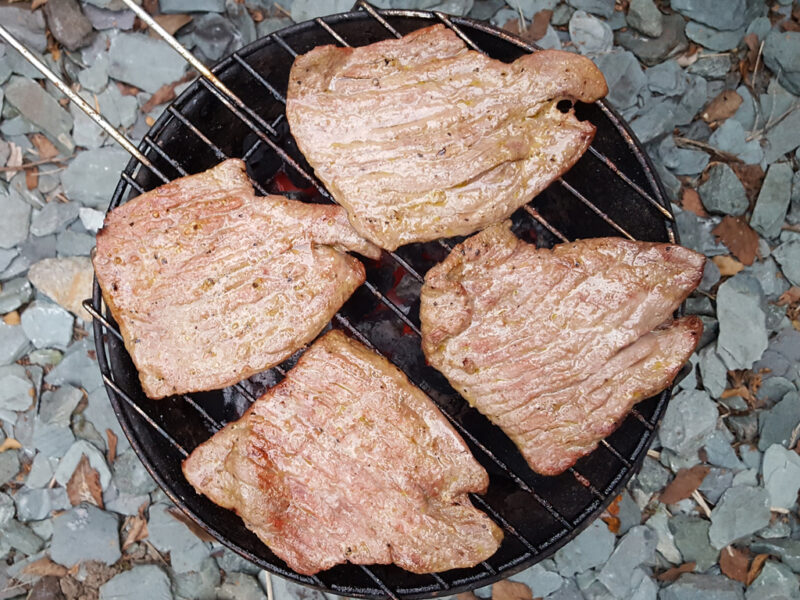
[26,166,38,191]
[4,142,22,182]
[747,553,770,585]
[656,562,696,582]
[166,506,217,542]
[249,7,265,22]
[778,287,800,306]
[31,0,49,9]
[122,515,149,551]
[730,163,765,203]
[116,82,141,96]
[502,10,553,42]
[153,14,193,36]
[702,90,743,123]
[492,580,533,600]
[720,546,750,583]
[712,216,759,266]
[660,465,711,504]
[106,429,118,465]
[712,255,745,276]
[681,188,708,217]
[30,133,59,160]
[22,557,67,578]
[141,73,193,114]
[3,310,20,325]
[143,0,158,14]
[0,438,22,452]
[66,455,104,509]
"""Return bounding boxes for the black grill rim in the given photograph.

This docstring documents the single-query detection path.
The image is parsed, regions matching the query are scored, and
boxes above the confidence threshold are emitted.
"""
[91,6,681,599]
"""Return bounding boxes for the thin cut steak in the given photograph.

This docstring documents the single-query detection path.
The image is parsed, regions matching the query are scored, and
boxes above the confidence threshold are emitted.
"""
[182,330,503,574]
[93,159,380,399]
[286,24,608,250]
[420,222,705,475]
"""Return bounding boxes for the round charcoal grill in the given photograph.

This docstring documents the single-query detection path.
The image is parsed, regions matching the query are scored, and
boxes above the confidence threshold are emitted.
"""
[84,3,680,599]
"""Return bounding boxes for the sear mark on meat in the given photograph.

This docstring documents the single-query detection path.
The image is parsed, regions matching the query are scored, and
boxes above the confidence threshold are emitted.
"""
[182,330,503,575]
[93,159,380,399]
[286,24,608,251]
[420,222,705,476]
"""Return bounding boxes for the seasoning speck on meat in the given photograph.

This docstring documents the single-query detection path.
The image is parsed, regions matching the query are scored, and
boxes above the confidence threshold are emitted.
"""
[93,159,380,399]
[420,222,705,476]
[286,24,608,250]
[182,330,503,575]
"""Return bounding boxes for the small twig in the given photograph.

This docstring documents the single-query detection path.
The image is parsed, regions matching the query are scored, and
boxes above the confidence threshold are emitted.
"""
[647,449,661,460]
[512,0,526,32]
[752,40,764,87]
[693,489,713,518]
[273,2,291,19]
[789,422,800,449]
[782,223,800,233]
[674,137,742,163]
[747,103,800,142]
[266,572,274,600]
[0,156,71,172]
[771,507,790,514]
[145,540,168,565]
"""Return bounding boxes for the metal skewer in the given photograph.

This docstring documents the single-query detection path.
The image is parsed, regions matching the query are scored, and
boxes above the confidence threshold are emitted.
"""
[0,24,167,182]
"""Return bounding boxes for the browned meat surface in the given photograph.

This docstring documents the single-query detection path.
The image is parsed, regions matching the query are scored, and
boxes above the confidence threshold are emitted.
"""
[286,24,608,250]
[93,159,380,399]
[420,223,705,475]
[183,330,503,574]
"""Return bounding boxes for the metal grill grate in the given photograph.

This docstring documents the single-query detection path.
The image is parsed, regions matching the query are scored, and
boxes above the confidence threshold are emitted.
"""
[81,3,682,598]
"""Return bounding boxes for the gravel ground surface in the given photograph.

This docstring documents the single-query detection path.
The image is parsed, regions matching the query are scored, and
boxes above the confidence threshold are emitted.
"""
[0,0,799,599]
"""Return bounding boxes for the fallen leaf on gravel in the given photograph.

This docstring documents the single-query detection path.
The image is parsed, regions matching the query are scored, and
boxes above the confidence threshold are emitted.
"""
[22,557,67,578]
[106,429,118,465]
[30,133,59,160]
[153,14,193,35]
[492,580,533,600]
[657,562,696,582]
[67,455,104,509]
[730,163,764,203]
[703,90,743,123]
[682,188,708,217]
[720,546,750,583]
[660,465,711,504]
[0,438,22,452]
[712,255,745,276]
[712,216,759,265]
[122,515,149,551]
[777,287,800,306]
[747,553,770,585]
[141,73,193,114]
[503,10,553,42]
[25,166,38,190]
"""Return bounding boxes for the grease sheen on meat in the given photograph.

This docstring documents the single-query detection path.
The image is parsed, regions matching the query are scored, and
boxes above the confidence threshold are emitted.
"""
[183,330,503,575]
[286,24,608,250]
[93,159,379,399]
[420,223,705,475]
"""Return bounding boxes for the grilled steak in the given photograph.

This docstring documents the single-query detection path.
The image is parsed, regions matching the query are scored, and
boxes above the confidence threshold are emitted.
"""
[183,330,503,574]
[93,159,380,399]
[286,24,608,250]
[420,223,705,475]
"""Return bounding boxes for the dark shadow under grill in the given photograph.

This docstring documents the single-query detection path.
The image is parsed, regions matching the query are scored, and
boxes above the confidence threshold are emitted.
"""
[89,4,679,598]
